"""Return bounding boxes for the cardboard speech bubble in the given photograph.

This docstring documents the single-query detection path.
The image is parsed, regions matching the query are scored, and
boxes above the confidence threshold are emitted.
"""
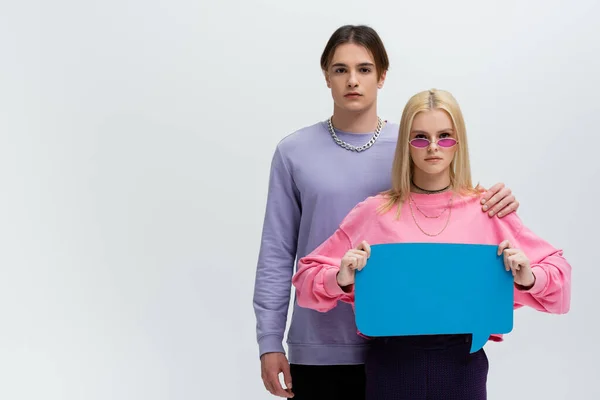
[354,243,514,353]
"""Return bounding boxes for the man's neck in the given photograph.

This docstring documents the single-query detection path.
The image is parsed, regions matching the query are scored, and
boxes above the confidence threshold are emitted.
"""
[330,105,380,133]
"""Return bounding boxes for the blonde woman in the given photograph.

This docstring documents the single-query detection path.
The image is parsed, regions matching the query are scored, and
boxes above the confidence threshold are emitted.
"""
[291,89,571,400]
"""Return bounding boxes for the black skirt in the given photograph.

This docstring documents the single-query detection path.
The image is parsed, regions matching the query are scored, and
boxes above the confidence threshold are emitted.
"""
[365,334,489,400]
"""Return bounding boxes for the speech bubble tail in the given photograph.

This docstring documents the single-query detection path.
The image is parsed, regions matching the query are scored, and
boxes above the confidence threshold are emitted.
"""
[469,333,489,353]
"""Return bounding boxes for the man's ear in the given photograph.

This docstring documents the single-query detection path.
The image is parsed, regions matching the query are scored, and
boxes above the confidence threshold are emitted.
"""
[377,70,387,89]
[323,69,331,88]
[321,69,331,89]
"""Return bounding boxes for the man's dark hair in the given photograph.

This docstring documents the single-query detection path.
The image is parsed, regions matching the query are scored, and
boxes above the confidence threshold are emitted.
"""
[320,25,390,78]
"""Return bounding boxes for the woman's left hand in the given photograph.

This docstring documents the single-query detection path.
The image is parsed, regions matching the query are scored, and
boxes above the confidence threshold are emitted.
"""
[497,240,535,288]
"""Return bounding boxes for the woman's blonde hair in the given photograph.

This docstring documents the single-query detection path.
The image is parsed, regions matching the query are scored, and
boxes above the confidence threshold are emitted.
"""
[379,89,479,216]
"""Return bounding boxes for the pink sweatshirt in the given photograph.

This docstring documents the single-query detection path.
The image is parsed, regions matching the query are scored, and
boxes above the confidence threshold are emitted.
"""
[292,191,571,343]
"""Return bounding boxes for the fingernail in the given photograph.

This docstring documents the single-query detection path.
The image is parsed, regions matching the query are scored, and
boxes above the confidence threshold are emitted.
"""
[481,199,486,204]
[483,205,488,211]
[489,211,494,216]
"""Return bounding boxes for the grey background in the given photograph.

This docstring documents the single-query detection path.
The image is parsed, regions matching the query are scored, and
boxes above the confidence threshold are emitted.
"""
[1,0,598,399]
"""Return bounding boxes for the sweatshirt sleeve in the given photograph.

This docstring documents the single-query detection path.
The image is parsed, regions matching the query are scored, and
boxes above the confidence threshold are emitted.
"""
[253,146,301,358]
[499,214,572,314]
[292,227,355,312]
[292,199,373,313]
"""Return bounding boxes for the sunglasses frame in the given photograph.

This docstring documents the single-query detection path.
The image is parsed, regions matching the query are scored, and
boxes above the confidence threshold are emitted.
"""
[408,137,459,148]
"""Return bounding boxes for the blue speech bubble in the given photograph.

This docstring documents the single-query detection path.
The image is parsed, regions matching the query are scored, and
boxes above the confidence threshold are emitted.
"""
[354,243,514,353]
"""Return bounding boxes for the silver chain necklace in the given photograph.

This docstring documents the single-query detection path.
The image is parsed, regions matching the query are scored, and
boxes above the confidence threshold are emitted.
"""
[327,116,383,152]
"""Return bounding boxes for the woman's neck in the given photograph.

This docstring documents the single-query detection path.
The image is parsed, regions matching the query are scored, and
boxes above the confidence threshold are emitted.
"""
[411,171,451,193]
[331,104,380,133]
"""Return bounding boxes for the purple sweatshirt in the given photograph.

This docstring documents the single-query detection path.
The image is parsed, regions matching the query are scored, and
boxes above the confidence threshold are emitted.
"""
[253,119,400,365]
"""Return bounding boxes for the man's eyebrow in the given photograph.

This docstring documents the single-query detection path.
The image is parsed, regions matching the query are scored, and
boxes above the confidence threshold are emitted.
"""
[330,62,375,68]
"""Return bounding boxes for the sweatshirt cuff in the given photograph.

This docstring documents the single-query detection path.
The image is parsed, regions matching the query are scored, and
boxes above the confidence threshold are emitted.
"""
[520,266,548,295]
[323,267,351,297]
[258,335,285,358]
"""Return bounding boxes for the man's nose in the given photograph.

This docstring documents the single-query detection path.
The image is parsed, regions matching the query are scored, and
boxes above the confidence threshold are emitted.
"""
[347,72,359,87]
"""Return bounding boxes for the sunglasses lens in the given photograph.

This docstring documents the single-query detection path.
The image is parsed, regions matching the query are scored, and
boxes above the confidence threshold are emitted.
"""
[438,138,457,147]
[410,139,430,148]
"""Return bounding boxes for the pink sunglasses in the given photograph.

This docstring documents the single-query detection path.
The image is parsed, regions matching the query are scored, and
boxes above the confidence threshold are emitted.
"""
[409,137,458,148]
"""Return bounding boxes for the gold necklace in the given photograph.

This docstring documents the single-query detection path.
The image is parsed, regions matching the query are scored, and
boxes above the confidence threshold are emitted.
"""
[408,195,454,237]
[409,195,452,219]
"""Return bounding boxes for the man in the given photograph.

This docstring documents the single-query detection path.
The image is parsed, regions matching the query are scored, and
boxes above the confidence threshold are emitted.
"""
[253,24,519,400]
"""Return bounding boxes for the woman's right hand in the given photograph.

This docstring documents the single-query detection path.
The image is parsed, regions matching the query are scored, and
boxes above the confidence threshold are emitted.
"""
[337,241,371,288]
